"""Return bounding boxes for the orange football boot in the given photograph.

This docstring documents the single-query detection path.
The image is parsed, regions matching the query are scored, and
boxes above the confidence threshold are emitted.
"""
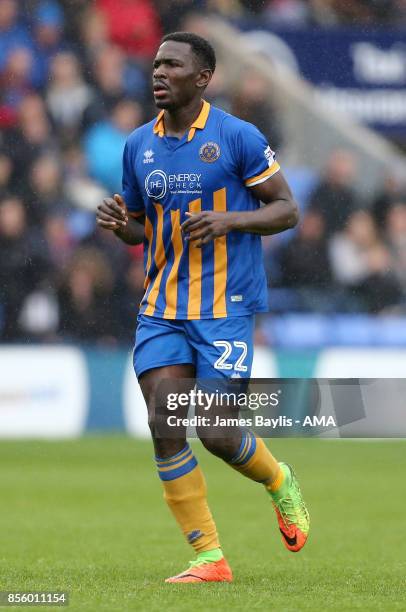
[165,557,233,583]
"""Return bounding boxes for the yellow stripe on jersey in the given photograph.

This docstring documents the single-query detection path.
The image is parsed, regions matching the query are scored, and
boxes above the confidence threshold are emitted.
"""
[244,161,280,187]
[143,215,153,290]
[163,209,183,319]
[144,203,166,316]
[188,198,202,319]
[213,187,228,318]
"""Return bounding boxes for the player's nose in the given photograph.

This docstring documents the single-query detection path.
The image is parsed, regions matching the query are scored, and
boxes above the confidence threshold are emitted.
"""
[153,66,167,81]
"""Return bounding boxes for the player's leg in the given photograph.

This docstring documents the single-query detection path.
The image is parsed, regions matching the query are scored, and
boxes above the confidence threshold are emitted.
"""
[134,315,231,582]
[188,315,310,552]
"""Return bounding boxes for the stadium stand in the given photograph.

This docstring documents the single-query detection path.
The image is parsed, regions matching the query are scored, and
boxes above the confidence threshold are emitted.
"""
[1,0,406,345]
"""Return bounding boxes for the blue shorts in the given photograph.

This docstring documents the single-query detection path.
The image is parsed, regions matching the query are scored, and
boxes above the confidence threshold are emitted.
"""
[134,314,254,379]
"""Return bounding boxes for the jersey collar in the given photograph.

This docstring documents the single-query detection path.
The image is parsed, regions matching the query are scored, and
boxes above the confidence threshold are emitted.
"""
[153,100,211,142]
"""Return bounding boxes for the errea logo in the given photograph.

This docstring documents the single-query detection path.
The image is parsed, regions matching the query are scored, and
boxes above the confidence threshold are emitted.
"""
[143,149,154,164]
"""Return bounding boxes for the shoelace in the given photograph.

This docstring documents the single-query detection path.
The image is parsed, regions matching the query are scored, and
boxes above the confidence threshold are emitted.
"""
[276,483,309,530]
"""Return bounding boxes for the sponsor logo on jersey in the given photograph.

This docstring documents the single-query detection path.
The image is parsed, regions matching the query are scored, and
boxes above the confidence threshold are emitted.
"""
[145,169,167,200]
[199,141,221,163]
[145,170,203,199]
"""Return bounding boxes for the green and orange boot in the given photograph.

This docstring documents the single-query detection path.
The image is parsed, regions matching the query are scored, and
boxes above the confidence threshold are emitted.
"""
[269,462,310,552]
[165,550,232,583]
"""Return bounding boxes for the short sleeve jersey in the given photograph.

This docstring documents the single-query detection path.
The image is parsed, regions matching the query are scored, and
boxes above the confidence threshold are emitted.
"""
[122,101,280,320]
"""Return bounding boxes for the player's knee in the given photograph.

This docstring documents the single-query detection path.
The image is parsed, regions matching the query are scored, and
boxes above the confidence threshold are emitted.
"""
[198,434,240,461]
[147,410,157,436]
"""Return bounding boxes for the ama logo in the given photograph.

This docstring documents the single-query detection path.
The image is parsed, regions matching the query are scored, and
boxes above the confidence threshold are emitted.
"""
[145,169,168,201]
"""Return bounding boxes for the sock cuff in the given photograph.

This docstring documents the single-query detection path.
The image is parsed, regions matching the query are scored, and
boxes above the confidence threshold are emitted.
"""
[155,443,190,464]
[266,465,284,492]
[155,443,198,481]
[229,431,257,466]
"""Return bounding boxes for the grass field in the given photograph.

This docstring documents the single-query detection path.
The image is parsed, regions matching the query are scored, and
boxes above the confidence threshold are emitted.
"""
[0,436,405,611]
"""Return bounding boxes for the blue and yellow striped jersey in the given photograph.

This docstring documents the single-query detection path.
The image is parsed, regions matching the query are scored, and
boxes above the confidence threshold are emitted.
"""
[122,101,280,320]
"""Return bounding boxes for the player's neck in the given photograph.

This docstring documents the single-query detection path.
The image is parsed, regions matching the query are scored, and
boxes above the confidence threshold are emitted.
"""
[163,98,203,139]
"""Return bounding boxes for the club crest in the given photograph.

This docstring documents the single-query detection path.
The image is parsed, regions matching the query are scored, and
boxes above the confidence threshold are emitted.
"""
[199,141,220,163]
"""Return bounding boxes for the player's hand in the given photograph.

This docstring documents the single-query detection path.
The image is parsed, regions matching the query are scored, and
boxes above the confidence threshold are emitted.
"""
[96,194,128,230]
[181,211,237,247]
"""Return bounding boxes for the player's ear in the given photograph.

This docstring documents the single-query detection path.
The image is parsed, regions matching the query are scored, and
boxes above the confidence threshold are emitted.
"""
[196,69,212,90]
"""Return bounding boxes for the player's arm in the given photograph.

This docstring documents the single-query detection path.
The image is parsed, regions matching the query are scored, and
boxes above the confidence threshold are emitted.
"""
[181,172,298,246]
[233,170,299,235]
[96,194,145,245]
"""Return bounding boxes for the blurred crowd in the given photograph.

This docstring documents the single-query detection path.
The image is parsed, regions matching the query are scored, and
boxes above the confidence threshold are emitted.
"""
[1,0,406,346]
[265,151,406,316]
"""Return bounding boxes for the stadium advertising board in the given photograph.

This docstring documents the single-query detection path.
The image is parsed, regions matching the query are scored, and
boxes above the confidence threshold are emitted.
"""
[0,347,404,437]
[0,347,88,438]
[244,27,406,133]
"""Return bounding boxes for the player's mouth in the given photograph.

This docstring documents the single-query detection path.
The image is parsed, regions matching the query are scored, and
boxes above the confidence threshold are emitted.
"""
[153,82,170,98]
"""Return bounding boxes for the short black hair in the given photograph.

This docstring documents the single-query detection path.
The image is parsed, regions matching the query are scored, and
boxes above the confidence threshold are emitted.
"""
[160,31,216,73]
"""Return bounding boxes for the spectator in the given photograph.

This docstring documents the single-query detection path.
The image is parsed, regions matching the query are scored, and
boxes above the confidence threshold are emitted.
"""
[59,0,95,46]
[231,70,283,151]
[62,143,108,213]
[279,210,332,288]
[17,280,60,342]
[83,222,132,276]
[154,0,204,33]
[1,46,35,111]
[0,150,13,196]
[385,202,406,293]
[86,44,148,125]
[372,173,406,229]
[309,149,359,237]
[27,153,71,226]
[394,0,406,22]
[30,0,66,91]
[0,0,32,72]
[205,61,233,113]
[79,7,109,64]
[58,247,115,343]
[46,51,95,140]
[0,195,50,341]
[43,213,75,270]
[5,93,57,193]
[329,209,403,312]
[95,0,162,62]
[83,98,143,193]
[111,258,146,342]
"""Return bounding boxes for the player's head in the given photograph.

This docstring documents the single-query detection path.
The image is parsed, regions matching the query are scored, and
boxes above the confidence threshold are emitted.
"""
[152,32,216,110]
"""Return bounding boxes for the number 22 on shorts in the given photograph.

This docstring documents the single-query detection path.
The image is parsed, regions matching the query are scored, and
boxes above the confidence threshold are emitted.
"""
[213,341,248,372]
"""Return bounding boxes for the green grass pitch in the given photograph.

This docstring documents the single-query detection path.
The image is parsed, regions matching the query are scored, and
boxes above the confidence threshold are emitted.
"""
[0,436,405,611]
